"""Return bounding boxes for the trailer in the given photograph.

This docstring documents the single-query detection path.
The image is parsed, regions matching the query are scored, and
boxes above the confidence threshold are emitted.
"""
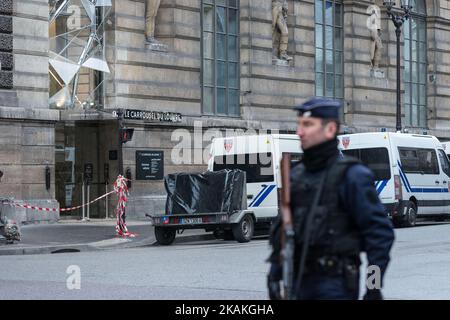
[148,169,253,245]
[149,209,256,245]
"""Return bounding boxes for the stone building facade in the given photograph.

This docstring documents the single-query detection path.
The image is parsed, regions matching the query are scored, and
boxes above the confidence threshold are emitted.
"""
[2,0,450,222]
[0,0,59,223]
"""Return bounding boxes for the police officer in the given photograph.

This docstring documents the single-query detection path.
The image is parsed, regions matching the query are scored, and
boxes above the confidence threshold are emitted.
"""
[268,97,395,300]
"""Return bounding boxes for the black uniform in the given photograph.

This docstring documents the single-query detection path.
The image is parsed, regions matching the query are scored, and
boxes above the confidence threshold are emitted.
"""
[268,98,395,300]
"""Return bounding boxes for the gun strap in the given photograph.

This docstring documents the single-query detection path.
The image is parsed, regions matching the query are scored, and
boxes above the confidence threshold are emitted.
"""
[294,168,328,298]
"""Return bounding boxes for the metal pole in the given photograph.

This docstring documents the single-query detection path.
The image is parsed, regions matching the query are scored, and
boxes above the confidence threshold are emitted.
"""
[117,109,125,222]
[384,1,412,133]
[396,26,402,132]
[87,184,90,221]
[117,109,124,176]
[71,4,97,106]
[49,0,69,24]
[105,183,109,219]
[82,182,85,221]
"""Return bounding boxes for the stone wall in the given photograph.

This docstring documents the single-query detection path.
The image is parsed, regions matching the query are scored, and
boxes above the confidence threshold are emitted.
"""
[121,123,206,218]
[105,0,202,117]
[429,0,450,136]
[0,0,59,223]
[0,120,59,223]
[240,0,313,131]
[342,0,399,131]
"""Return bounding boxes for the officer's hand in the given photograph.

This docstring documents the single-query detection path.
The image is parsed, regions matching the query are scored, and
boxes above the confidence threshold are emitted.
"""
[363,289,383,300]
[267,276,282,300]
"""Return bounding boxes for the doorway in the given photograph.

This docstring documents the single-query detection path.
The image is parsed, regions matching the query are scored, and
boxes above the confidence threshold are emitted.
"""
[55,120,118,219]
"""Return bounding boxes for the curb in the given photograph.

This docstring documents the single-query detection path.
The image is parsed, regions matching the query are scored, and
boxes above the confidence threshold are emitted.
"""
[0,243,97,256]
[0,228,256,255]
[0,235,157,256]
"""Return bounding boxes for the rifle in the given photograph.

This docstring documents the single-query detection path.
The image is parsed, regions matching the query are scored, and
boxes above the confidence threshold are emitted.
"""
[280,153,295,300]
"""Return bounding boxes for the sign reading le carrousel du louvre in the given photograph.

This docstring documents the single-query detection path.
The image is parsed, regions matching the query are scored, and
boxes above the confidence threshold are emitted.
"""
[136,151,164,181]
[115,109,182,123]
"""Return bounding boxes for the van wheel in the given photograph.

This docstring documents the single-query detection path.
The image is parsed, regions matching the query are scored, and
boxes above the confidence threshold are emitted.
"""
[155,227,176,245]
[232,214,254,243]
[403,202,417,228]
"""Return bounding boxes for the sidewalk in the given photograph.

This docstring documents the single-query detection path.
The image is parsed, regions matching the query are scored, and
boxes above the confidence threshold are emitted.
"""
[0,219,218,255]
[0,219,156,256]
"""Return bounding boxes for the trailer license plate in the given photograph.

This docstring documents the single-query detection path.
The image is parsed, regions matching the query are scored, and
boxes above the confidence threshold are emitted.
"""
[181,218,202,224]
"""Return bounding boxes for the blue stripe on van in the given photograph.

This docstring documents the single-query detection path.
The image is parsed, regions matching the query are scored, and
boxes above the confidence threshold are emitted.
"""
[410,188,448,193]
[251,185,276,207]
[249,185,268,207]
[397,161,412,192]
[376,180,388,195]
[398,170,411,193]
[397,160,449,193]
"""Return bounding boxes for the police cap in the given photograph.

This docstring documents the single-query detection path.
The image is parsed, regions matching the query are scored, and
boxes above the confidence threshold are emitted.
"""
[294,97,342,120]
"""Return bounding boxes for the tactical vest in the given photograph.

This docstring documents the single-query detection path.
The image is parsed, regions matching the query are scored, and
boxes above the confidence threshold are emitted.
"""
[290,156,361,258]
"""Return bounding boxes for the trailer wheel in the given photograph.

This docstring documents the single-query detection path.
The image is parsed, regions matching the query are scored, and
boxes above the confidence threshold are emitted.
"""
[155,227,176,245]
[403,201,417,228]
[232,214,254,243]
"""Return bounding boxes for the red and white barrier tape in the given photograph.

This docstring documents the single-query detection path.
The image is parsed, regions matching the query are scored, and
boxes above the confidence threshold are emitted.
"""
[4,176,136,238]
[8,190,116,213]
[113,175,135,237]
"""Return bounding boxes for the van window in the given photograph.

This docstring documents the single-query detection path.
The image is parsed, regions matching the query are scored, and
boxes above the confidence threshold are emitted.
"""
[213,153,274,183]
[438,150,450,177]
[341,148,391,181]
[398,147,440,175]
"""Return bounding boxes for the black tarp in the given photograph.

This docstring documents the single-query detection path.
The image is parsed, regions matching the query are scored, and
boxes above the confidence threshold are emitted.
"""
[164,169,246,215]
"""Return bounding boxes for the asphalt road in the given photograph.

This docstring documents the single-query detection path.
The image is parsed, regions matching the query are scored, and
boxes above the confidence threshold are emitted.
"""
[1,222,450,300]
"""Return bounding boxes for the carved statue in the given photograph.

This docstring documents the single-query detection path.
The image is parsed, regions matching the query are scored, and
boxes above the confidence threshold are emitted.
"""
[272,0,292,61]
[370,28,383,69]
[145,0,161,43]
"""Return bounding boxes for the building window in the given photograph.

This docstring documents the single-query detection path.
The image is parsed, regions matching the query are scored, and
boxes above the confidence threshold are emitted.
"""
[49,1,110,109]
[202,0,240,116]
[404,0,427,128]
[315,0,343,99]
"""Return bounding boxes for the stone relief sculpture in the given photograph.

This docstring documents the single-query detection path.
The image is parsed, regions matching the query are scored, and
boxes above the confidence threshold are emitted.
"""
[145,0,160,43]
[145,0,167,51]
[272,0,292,62]
[370,28,383,69]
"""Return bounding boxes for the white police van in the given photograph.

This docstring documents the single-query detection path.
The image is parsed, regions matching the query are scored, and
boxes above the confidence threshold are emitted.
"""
[338,132,450,227]
[208,134,302,232]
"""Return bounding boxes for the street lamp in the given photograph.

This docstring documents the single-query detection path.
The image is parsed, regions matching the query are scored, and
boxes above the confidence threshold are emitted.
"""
[383,0,413,132]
